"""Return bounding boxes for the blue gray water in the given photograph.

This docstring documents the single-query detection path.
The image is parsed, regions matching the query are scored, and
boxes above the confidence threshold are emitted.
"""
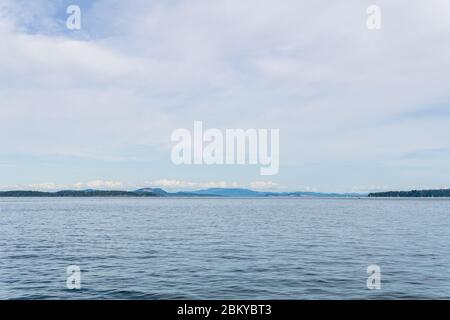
[1,197,450,299]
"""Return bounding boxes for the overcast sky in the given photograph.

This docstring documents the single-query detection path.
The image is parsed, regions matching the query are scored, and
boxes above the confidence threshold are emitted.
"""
[1,0,450,192]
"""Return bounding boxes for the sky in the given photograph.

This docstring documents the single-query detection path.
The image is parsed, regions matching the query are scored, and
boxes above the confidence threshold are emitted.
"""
[1,0,450,192]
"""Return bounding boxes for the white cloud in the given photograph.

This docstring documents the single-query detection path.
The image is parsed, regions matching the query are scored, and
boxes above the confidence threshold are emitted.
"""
[249,181,279,190]
[25,180,124,191]
[147,179,240,190]
[149,180,281,191]
[27,182,66,190]
[77,180,124,189]
[2,179,281,192]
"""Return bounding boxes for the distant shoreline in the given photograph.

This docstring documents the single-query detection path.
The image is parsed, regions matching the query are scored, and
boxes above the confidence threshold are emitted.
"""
[2,187,450,198]
[369,189,450,198]
[0,188,364,198]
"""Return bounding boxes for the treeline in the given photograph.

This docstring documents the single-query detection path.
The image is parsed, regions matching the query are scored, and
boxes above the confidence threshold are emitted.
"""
[0,190,158,197]
[369,189,450,197]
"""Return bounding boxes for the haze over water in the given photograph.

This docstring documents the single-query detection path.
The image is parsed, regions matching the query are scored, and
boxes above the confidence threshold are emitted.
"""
[1,197,449,299]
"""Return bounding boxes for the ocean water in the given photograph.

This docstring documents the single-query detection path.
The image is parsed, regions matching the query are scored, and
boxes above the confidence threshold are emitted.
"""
[1,197,449,300]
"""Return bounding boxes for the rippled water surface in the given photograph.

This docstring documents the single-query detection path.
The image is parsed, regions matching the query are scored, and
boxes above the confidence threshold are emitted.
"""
[1,197,450,299]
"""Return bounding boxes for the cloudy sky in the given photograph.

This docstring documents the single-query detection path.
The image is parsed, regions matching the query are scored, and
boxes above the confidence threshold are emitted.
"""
[1,0,450,192]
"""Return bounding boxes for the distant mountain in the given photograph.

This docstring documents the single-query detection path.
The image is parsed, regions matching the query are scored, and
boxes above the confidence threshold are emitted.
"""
[0,188,365,198]
[134,188,217,197]
[135,188,169,196]
[369,189,450,197]
[191,188,265,197]
[288,191,364,198]
[187,188,363,198]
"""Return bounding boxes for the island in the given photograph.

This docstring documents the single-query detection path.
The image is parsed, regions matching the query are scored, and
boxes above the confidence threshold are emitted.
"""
[369,189,450,197]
